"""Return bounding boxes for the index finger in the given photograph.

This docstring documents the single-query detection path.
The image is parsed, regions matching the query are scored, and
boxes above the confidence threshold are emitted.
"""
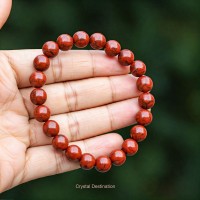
[2,50,130,88]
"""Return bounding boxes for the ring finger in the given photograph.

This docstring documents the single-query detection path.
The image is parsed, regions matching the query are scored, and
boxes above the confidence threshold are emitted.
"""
[29,98,140,147]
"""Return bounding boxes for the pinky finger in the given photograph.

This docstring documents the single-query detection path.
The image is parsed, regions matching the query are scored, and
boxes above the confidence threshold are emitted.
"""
[20,133,124,184]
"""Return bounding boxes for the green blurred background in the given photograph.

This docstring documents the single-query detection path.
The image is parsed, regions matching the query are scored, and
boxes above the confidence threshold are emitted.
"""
[1,0,200,199]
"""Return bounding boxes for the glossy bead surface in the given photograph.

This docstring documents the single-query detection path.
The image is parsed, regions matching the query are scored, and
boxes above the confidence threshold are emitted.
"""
[34,105,51,122]
[130,125,147,142]
[105,40,121,57]
[29,71,46,88]
[138,93,155,109]
[137,75,153,92]
[110,150,126,166]
[73,31,89,48]
[118,49,134,66]
[43,120,60,137]
[122,139,138,156]
[135,109,153,126]
[90,33,106,49]
[130,60,146,77]
[30,88,47,105]
[33,55,50,71]
[42,41,59,57]
[57,34,73,51]
[52,135,69,150]
[66,145,82,161]
[95,156,112,173]
[80,153,96,170]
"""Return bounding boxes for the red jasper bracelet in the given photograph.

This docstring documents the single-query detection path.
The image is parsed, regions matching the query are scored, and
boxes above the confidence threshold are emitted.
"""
[29,31,155,173]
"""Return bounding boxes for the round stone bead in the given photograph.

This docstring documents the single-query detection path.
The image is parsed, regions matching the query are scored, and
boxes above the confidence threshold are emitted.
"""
[80,153,96,170]
[90,33,106,49]
[52,135,69,150]
[137,75,153,92]
[105,40,121,57]
[42,41,59,58]
[95,156,112,173]
[130,60,146,77]
[73,31,89,48]
[135,109,153,126]
[30,88,47,105]
[34,105,51,122]
[56,34,73,51]
[118,49,134,66]
[29,71,46,88]
[110,150,126,166]
[122,139,138,156]
[65,145,82,161]
[138,93,155,109]
[130,125,147,142]
[33,55,50,71]
[43,120,60,137]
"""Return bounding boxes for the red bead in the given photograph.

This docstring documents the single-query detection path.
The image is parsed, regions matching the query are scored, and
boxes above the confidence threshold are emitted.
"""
[43,120,60,137]
[33,55,50,71]
[56,34,73,51]
[138,93,155,109]
[34,105,51,122]
[130,125,147,142]
[130,60,146,77]
[90,33,106,49]
[65,145,82,161]
[110,150,126,166]
[52,135,69,150]
[105,40,121,57]
[137,75,153,92]
[42,41,59,58]
[73,31,89,48]
[30,88,47,105]
[118,49,134,66]
[135,109,153,126]
[80,153,96,170]
[95,156,112,173]
[29,71,46,88]
[122,139,138,156]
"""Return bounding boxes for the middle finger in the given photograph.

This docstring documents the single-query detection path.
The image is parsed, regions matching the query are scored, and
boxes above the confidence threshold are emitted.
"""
[20,74,140,118]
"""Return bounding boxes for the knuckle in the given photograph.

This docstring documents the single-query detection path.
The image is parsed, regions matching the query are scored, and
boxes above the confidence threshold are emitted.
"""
[107,77,116,102]
[53,148,66,174]
[50,55,63,82]
[106,105,114,131]
[63,82,78,112]
[88,50,96,77]
[67,113,80,141]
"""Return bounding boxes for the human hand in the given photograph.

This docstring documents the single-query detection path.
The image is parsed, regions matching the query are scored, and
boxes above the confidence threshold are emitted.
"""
[0,49,141,192]
[0,0,141,193]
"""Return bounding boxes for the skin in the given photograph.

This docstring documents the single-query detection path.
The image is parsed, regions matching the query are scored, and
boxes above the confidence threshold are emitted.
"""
[0,0,141,193]
[0,0,12,29]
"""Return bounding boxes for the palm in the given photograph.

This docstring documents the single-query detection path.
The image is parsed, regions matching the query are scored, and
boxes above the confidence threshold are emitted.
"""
[0,50,140,193]
[0,52,29,192]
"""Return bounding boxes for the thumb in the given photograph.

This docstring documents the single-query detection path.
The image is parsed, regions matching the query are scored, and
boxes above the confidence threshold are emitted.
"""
[0,0,12,29]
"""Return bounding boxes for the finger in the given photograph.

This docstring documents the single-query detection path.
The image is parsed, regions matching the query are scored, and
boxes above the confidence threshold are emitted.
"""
[29,98,139,147]
[20,75,140,117]
[0,0,12,29]
[20,133,123,184]
[3,50,130,88]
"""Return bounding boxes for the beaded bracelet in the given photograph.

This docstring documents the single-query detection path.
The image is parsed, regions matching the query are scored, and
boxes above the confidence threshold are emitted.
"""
[29,31,155,173]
